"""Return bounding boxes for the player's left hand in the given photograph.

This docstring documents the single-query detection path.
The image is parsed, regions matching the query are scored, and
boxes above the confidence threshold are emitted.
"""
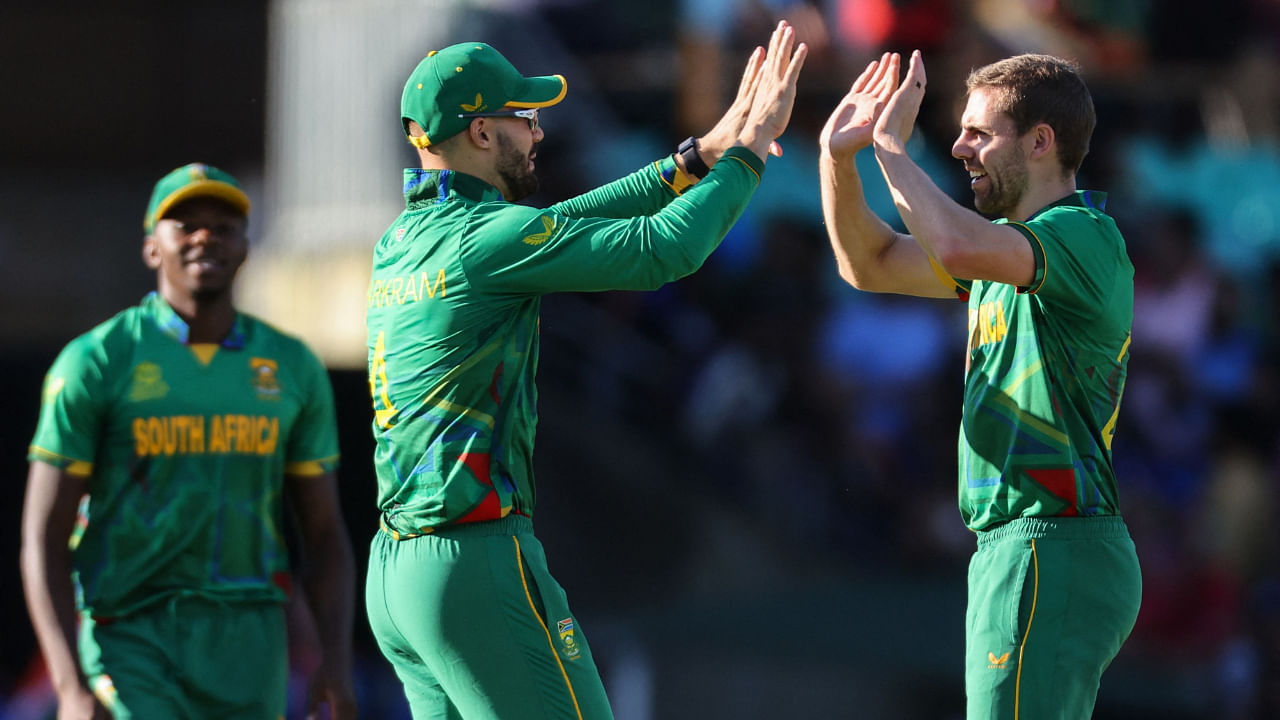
[698,44,768,164]
[306,661,358,720]
[874,49,927,154]
[820,51,897,159]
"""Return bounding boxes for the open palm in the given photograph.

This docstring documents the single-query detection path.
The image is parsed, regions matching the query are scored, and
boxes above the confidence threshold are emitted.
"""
[820,52,898,158]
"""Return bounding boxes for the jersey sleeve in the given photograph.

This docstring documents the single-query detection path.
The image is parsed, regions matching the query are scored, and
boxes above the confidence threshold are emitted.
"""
[549,156,693,219]
[1004,207,1125,319]
[283,344,340,477]
[462,146,764,294]
[28,338,109,476]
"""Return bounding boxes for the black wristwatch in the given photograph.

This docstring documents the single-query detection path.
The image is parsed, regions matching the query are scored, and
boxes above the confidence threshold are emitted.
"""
[677,136,711,179]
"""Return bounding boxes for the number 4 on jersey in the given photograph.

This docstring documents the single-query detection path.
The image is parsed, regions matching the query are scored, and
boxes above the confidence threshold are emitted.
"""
[369,331,398,429]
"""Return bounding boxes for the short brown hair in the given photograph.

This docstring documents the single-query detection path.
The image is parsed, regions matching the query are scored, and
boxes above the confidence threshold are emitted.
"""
[965,54,1096,175]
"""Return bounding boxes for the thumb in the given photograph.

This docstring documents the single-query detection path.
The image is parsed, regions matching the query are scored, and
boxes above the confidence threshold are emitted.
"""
[768,140,783,157]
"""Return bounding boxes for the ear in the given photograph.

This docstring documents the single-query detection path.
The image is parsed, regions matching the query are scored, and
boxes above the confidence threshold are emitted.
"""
[142,235,161,270]
[1027,122,1055,162]
[467,117,495,149]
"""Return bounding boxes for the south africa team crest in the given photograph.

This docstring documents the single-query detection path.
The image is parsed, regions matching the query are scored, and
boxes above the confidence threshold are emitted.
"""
[557,617,581,660]
[250,357,281,400]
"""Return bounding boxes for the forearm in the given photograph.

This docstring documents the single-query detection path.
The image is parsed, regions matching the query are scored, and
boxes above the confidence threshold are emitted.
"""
[21,540,88,695]
[300,533,355,672]
[551,161,675,219]
[874,144,981,265]
[819,150,901,289]
[640,146,762,278]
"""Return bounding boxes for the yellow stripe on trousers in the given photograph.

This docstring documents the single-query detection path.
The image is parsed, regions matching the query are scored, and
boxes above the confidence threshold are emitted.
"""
[1014,539,1040,720]
[514,537,584,720]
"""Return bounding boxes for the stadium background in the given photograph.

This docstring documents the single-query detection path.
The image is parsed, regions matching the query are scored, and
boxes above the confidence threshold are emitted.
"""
[2,1,1278,717]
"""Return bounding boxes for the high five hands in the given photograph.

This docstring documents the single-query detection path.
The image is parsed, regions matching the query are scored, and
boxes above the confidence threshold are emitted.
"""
[696,21,809,167]
[820,50,929,159]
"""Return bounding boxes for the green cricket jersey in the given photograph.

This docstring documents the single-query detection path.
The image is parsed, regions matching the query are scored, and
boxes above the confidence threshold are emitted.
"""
[29,292,340,617]
[947,191,1132,531]
[367,148,764,537]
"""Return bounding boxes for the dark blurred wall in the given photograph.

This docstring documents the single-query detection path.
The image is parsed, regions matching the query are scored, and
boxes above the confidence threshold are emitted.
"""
[0,1,267,171]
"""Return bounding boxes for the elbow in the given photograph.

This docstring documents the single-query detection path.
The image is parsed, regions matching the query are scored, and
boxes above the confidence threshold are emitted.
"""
[840,265,875,292]
[931,234,977,279]
[837,263,894,294]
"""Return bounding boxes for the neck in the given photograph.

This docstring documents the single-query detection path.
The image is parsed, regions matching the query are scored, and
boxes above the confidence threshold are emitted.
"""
[1011,173,1077,222]
[416,147,505,196]
[160,288,236,343]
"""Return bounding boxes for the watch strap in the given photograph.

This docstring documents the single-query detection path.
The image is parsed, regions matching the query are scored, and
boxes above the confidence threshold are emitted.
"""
[677,136,711,179]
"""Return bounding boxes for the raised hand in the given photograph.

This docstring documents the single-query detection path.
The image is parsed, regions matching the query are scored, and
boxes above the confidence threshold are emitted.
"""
[697,45,767,164]
[736,20,808,162]
[820,52,898,159]
[873,49,927,155]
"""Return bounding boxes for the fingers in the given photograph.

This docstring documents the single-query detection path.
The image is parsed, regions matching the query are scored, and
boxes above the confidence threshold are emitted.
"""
[735,46,765,101]
[783,40,808,85]
[767,20,788,69]
[852,52,890,96]
[763,20,795,78]
[899,49,926,94]
[882,52,901,98]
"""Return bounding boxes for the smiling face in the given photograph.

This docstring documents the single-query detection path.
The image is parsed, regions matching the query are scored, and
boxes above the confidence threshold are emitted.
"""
[951,87,1032,219]
[143,196,248,307]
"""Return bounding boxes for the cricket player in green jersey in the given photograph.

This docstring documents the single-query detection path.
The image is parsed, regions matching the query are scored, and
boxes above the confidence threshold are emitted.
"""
[20,164,358,720]
[819,52,1141,718]
[364,25,806,720]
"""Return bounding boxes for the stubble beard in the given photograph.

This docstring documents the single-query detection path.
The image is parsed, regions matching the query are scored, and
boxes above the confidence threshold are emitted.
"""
[496,133,539,202]
[974,150,1030,219]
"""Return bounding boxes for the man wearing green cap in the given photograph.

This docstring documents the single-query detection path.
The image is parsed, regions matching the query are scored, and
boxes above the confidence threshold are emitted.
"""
[21,163,358,719]
[364,23,806,720]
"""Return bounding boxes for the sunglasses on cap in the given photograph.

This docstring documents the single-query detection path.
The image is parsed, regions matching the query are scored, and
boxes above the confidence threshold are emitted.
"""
[457,107,539,132]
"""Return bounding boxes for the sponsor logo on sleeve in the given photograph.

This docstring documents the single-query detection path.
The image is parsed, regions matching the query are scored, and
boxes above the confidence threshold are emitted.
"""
[523,216,556,246]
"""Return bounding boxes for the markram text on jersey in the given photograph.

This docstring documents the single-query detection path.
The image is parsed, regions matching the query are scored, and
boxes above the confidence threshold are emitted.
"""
[367,269,447,308]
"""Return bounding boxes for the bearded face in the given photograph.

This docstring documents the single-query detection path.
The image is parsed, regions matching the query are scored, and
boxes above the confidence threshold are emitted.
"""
[495,131,539,202]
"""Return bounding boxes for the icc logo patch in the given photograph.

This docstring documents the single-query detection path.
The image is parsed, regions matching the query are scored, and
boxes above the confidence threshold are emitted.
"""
[127,362,169,402]
[251,357,281,400]
[557,618,581,660]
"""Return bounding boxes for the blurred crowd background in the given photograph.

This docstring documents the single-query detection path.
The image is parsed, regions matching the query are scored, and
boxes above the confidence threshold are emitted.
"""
[3,0,1279,718]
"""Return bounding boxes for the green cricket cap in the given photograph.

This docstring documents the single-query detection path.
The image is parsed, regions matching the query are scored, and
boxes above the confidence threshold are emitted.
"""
[144,163,250,232]
[401,42,567,147]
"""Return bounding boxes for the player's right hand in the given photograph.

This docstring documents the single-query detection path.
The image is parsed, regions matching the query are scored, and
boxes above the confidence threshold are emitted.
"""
[820,51,898,159]
[737,20,808,162]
